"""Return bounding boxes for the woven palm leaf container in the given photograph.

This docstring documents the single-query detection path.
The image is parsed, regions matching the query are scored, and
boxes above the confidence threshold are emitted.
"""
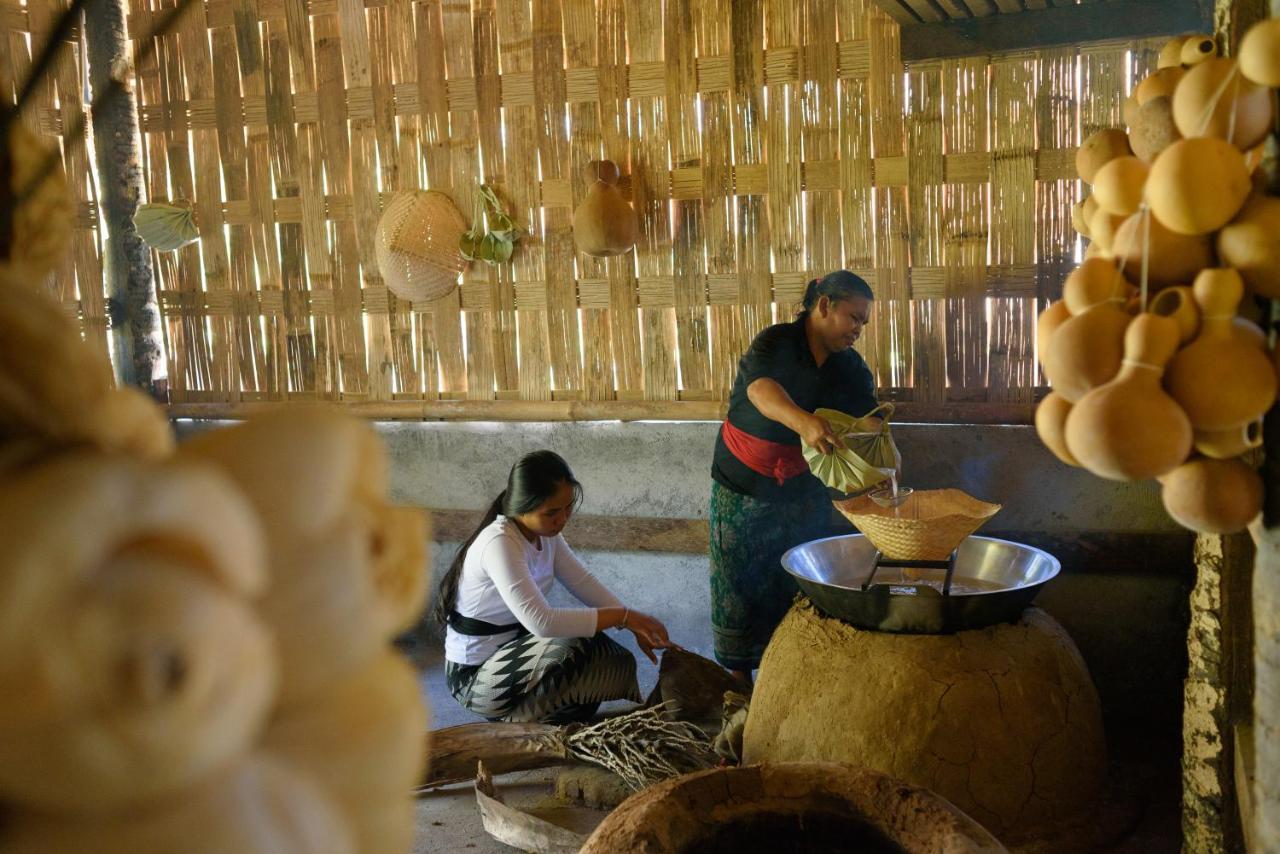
[374,191,468,303]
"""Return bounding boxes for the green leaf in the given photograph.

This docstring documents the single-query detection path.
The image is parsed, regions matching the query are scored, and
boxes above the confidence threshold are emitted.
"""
[491,238,514,263]
[459,231,482,260]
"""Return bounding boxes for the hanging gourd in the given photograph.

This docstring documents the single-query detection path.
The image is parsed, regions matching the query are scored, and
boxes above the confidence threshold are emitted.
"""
[1239,19,1280,86]
[1064,314,1192,481]
[1171,58,1273,150]
[1112,210,1213,286]
[133,202,200,252]
[1146,138,1251,235]
[1128,96,1181,164]
[1035,393,1079,467]
[1159,458,1262,534]
[1179,34,1217,67]
[1164,268,1277,432]
[1046,259,1133,402]
[1092,156,1149,217]
[572,160,639,257]
[1216,193,1280,298]
[1076,129,1131,183]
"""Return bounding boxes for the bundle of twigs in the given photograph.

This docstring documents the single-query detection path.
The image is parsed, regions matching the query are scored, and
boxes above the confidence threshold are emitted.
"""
[563,702,716,791]
[419,701,716,793]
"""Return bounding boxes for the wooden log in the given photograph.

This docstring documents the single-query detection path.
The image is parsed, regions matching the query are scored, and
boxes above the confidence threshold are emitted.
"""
[419,723,571,790]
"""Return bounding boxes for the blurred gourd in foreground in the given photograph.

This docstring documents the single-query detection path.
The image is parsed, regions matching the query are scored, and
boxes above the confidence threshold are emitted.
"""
[0,50,430,852]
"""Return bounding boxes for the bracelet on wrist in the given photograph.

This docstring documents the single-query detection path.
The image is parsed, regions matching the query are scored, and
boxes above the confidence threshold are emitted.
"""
[620,607,630,629]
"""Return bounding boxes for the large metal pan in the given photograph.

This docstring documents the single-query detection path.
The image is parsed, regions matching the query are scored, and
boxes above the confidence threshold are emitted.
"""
[782,534,1060,634]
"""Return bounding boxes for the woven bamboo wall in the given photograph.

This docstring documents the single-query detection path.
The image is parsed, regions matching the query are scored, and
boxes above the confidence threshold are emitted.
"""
[129,0,1162,410]
[3,1,105,354]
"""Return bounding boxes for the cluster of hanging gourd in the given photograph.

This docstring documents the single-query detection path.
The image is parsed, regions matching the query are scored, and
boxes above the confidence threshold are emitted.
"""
[1038,22,1280,535]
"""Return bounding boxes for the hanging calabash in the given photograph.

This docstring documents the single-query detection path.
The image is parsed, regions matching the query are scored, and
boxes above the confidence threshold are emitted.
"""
[1165,268,1277,431]
[1123,94,1143,128]
[1113,210,1213,287]
[1128,96,1181,163]
[1047,261,1132,402]
[1092,156,1148,217]
[1179,34,1217,66]
[1071,199,1093,238]
[1159,457,1262,534]
[572,160,639,257]
[1194,419,1263,460]
[1064,314,1192,480]
[1240,18,1280,87]
[1216,193,1280,298]
[1146,138,1251,235]
[1035,393,1079,467]
[1171,59,1274,150]
[1147,285,1200,345]
[1076,129,1132,183]
[1088,207,1128,253]
[1157,36,1190,69]
[1037,300,1072,373]
[1136,67,1186,105]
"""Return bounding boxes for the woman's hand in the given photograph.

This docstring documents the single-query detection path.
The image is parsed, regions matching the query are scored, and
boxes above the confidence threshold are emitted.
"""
[623,610,675,663]
[796,413,843,455]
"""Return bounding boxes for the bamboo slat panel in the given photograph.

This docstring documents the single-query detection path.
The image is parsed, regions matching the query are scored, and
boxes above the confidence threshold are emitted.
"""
[2,2,98,374]
[130,0,1163,416]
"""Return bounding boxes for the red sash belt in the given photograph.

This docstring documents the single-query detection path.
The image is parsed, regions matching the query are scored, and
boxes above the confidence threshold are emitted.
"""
[721,420,808,486]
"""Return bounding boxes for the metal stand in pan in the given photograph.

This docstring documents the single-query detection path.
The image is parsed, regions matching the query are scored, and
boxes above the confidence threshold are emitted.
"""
[860,549,960,595]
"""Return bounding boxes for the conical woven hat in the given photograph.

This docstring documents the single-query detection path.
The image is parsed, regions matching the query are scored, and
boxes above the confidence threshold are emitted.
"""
[375,191,467,302]
[834,488,1001,561]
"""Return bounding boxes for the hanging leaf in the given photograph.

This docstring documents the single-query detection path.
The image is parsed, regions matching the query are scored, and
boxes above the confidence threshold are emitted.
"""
[490,237,514,264]
[459,230,483,261]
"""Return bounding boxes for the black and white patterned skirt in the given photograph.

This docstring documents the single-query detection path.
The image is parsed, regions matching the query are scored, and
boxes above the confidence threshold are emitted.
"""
[445,633,641,724]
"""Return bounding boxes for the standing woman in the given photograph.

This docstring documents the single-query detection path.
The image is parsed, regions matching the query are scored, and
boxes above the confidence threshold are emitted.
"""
[709,271,880,683]
[438,450,673,724]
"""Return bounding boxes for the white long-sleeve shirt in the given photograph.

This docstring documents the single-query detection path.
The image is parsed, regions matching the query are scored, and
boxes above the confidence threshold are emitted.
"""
[444,515,624,665]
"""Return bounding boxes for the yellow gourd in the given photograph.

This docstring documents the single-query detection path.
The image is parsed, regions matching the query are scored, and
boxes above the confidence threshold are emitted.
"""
[1160,457,1262,534]
[1179,34,1217,67]
[1035,393,1079,467]
[1240,19,1280,87]
[1047,261,1132,402]
[1092,156,1148,216]
[572,160,639,257]
[1136,67,1186,105]
[1128,96,1181,164]
[1157,36,1190,69]
[1194,419,1263,460]
[1148,285,1199,344]
[1147,138,1251,235]
[1216,193,1280,298]
[1076,129,1131,183]
[1165,268,1277,431]
[1064,314,1191,480]
[1171,58,1274,150]
[1112,210,1213,287]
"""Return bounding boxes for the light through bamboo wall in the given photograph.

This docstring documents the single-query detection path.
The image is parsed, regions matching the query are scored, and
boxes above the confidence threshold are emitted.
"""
[126,0,1164,415]
[1,1,105,356]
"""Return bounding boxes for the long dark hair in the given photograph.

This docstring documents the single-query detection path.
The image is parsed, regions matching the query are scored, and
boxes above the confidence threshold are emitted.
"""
[434,450,584,625]
[797,270,875,318]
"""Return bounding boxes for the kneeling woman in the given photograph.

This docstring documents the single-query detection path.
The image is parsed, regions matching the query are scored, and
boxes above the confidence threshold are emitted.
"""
[437,450,673,723]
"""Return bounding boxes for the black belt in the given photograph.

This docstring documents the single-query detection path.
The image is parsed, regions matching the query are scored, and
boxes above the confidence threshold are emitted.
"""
[448,610,528,637]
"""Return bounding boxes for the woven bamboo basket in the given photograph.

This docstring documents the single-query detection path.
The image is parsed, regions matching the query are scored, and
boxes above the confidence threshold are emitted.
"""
[374,191,468,302]
[834,489,1002,561]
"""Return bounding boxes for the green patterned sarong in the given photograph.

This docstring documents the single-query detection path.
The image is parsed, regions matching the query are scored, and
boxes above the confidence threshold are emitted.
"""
[709,481,834,671]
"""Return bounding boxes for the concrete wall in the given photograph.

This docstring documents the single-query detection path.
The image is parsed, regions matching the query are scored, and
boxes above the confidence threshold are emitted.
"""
[175,418,1192,742]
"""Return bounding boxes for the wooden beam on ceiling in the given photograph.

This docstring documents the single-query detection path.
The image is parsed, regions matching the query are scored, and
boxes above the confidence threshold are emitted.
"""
[899,0,1213,60]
